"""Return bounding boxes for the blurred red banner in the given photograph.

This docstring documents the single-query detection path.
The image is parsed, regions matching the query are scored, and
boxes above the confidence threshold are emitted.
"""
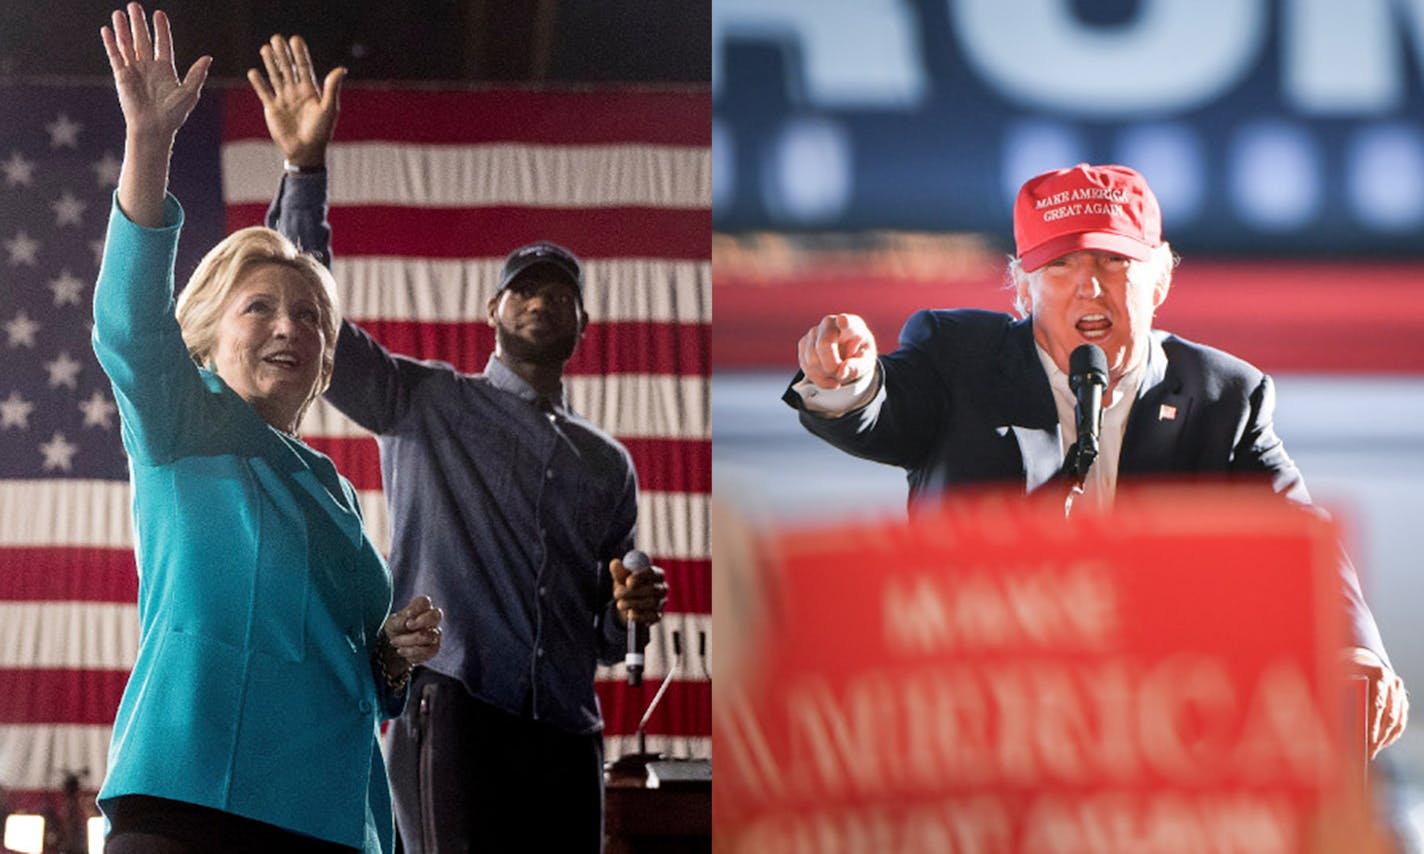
[715,486,1375,853]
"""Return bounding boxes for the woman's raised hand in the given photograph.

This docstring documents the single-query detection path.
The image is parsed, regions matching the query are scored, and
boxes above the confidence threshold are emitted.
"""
[100,2,211,141]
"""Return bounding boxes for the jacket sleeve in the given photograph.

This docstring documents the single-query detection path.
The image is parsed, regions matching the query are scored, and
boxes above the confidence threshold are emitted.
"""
[91,194,220,466]
[267,172,430,435]
[266,172,332,267]
[1228,374,1310,502]
[1232,372,1392,667]
[783,309,950,470]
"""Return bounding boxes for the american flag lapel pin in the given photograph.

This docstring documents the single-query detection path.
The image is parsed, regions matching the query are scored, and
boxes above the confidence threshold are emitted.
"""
[1158,403,1177,421]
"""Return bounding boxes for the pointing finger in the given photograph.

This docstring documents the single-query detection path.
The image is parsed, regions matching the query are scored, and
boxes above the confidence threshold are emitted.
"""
[814,316,846,377]
[836,313,874,359]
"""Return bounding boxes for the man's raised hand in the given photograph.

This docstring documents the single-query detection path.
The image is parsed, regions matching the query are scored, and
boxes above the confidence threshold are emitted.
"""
[798,313,878,390]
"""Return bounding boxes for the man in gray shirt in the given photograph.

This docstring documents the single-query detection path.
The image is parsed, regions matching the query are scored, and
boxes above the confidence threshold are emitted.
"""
[250,35,668,852]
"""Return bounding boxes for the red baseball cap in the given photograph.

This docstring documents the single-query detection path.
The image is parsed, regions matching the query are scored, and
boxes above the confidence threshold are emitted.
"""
[1013,163,1162,272]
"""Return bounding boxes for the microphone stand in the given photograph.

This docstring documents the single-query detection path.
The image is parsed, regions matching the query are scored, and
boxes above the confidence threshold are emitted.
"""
[697,630,709,681]
[609,629,682,775]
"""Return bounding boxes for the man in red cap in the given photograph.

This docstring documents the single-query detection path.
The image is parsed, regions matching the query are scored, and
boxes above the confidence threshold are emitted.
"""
[786,162,1408,760]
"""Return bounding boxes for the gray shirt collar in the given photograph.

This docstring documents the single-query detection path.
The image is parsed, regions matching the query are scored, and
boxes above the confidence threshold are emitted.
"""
[484,353,568,412]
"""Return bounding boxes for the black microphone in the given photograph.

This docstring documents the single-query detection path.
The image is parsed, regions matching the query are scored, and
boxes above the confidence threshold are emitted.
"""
[1067,343,1108,481]
[622,549,651,686]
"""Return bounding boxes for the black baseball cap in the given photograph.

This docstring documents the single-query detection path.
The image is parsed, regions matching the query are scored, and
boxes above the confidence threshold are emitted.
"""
[498,241,582,295]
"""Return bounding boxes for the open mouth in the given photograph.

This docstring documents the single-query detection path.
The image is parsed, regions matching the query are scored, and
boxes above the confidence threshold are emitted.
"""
[263,351,303,369]
[1075,313,1111,339]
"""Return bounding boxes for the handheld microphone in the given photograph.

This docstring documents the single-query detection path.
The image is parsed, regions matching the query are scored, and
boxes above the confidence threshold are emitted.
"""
[622,549,651,687]
[1067,343,1108,481]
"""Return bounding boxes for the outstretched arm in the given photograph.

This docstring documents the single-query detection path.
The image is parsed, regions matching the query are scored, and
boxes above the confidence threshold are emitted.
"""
[252,37,436,434]
[253,34,343,268]
[101,3,211,227]
[94,4,218,465]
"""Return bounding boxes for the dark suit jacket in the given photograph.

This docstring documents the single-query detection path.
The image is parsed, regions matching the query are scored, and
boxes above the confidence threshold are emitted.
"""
[784,308,1388,662]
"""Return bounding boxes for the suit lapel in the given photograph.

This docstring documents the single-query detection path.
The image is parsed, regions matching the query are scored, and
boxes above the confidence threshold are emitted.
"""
[223,378,367,551]
[291,464,365,549]
[1121,333,1192,475]
[264,427,366,550]
[992,320,1064,492]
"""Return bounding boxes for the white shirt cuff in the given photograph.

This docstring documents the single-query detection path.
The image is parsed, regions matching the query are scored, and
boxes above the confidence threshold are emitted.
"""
[792,368,879,415]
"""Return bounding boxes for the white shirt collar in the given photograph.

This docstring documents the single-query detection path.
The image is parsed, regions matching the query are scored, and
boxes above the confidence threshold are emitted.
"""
[1033,342,1147,414]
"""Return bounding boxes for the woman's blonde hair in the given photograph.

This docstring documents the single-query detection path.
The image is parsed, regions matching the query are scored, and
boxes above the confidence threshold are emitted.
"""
[174,226,340,428]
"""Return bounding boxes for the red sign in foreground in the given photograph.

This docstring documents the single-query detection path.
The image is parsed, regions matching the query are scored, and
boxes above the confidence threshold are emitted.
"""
[714,486,1379,854]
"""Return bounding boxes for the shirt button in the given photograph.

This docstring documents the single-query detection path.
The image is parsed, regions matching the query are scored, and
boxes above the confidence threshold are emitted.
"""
[359,700,372,714]
[538,585,547,597]
[545,468,554,480]
[536,647,545,658]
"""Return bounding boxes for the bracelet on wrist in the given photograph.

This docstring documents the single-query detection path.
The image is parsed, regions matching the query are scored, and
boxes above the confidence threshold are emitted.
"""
[283,160,326,176]
[374,631,410,695]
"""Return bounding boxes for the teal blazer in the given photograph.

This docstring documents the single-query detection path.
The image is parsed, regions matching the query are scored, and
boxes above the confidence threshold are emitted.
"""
[91,196,402,853]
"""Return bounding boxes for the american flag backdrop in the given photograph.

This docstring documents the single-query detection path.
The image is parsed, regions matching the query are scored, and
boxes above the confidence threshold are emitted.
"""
[0,81,710,811]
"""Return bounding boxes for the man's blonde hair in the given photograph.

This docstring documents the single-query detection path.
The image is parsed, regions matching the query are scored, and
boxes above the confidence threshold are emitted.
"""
[174,226,340,426]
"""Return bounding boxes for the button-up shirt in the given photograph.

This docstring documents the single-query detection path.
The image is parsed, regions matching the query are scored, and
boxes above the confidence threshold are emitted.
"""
[270,175,636,734]
[334,341,636,735]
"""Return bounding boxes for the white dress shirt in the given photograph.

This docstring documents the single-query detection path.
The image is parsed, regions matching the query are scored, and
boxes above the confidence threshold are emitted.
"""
[1034,344,1146,511]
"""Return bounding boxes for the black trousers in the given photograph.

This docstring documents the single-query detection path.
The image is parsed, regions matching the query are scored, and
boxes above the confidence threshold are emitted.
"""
[386,668,605,854]
[105,794,358,853]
